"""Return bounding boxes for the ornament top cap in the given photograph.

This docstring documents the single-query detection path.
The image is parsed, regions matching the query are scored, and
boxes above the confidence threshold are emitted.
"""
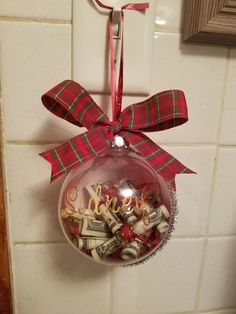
[112,135,125,148]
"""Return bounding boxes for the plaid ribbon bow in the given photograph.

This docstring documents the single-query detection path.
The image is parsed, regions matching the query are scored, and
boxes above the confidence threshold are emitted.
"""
[40,80,194,190]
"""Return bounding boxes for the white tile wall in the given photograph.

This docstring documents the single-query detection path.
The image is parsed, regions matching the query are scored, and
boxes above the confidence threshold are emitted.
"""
[219,48,236,145]
[164,145,216,237]
[209,148,236,236]
[0,22,76,142]
[1,1,236,314]
[112,239,204,314]
[6,144,65,243]
[0,0,72,20]
[151,33,228,144]
[155,0,183,31]
[12,243,112,314]
[199,237,236,311]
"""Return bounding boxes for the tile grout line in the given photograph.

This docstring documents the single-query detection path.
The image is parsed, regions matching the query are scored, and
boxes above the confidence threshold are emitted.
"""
[155,27,180,34]
[173,234,236,240]
[207,234,236,239]
[198,307,236,314]
[194,46,231,314]
[5,140,236,148]
[193,156,215,312]
[0,91,18,313]
[11,234,236,246]
[0,16,72,24]
[13,241,67,246]
[138,308,236,314]
[215,48,231,144]
[158,311,193,314]
[108,268,115,314]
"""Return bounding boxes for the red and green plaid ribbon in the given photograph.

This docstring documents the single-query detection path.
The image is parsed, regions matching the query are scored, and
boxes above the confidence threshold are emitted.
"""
[39,80,194,190]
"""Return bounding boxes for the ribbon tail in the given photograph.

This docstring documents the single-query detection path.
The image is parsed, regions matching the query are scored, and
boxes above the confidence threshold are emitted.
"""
[121,131,195,191]
[39,127,112,182]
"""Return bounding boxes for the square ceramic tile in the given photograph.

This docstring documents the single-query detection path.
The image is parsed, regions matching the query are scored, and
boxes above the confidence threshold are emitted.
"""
[6,144,65,242]
[112,238,203,314]
[0,0,71,20]
[0,22,77,142]
[219,48,236,145]
[12,243,112,314]
[209,148,236,236]
[155,0,183,31]
[199,237,236,311]
[150,33,227,144]
[163,145,216,237]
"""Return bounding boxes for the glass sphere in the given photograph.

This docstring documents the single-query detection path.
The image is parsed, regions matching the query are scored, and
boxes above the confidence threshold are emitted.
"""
[58,142,177,266]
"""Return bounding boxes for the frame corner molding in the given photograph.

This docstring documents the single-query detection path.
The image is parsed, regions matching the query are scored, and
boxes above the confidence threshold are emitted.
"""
[182,0,236,45]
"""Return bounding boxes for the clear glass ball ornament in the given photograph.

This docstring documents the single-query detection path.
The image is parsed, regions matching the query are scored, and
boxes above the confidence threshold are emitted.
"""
[58,136,177,266]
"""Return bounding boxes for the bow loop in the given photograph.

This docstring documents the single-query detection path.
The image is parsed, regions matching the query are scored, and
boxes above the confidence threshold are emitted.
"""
[41,80,110,130]
[120,131,194,190]
[40,127,113,182]
[120,90,188,132]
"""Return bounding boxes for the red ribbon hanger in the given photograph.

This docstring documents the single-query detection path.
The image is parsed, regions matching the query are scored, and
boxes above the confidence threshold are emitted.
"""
[94,0,149,120]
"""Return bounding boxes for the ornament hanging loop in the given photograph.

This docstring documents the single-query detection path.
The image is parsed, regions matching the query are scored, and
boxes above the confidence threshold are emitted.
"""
[112,7,122,39]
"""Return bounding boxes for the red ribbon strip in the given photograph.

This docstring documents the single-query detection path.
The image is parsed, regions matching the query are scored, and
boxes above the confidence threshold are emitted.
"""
[39,80,195,190]
[94,0,149,120]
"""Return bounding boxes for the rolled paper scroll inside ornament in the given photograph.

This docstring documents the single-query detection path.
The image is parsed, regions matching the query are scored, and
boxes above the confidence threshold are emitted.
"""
[72,236,108,250]
[91,234,123,260]
[121,239,143,261]
[100,207,122,235]
[159,204,170,219]
[119,206,138,224]
[132,206,167,235]
[80,217,111,238]
[157,221,169,237]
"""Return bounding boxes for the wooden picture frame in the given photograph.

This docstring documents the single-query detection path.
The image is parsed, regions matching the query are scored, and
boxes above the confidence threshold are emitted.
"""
[182,0,236,45]
[0,97,13,314]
